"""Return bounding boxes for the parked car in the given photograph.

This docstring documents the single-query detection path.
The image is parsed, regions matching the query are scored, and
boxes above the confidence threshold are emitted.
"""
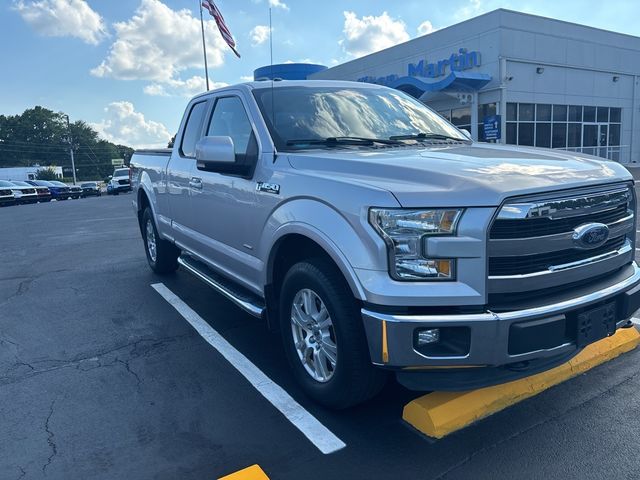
[47,181,74,200]
[29,180,70,201]
[80,182,102,197]
[0,180,16,207]
[13,180,51,202]
[7,180,38,204]
[132,80,640,409]
[107,168,132,195]
[68,184,83,199]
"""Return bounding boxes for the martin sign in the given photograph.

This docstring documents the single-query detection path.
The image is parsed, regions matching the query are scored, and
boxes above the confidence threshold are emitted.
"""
[408,49,481,78]
[358,48,481,86]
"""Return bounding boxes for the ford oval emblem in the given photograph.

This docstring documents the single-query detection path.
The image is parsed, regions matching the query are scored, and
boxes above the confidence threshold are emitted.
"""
[572,223,610,249]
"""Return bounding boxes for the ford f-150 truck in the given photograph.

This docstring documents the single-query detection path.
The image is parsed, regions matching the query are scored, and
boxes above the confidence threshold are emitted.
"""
[131,80,640,408]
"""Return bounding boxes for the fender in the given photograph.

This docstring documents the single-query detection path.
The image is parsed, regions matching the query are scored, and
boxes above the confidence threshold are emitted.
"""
[259,198,390,301]
[136,170,173,241]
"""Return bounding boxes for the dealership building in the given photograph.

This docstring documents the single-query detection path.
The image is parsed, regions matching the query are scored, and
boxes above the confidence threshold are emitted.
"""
[298,9,640,164]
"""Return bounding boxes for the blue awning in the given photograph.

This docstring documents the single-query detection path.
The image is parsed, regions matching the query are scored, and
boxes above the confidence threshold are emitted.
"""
[388,71,492,98]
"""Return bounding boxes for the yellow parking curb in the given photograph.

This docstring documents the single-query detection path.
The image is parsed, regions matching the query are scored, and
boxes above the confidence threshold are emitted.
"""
[218,464,269,480]
[403,327,640,439]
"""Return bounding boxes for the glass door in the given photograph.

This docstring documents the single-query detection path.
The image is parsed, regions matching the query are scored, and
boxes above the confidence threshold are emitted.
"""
[582,123,608,158]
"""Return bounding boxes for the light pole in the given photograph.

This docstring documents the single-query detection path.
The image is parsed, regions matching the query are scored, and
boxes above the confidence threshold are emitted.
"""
[62,114,77,185]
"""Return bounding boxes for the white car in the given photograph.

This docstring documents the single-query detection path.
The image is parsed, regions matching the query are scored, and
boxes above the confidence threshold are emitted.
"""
[108,168,131,195]
[0,180,16,207]
[8,180,38,205]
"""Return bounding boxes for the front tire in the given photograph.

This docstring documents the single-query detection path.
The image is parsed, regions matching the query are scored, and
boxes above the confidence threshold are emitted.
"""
[279,258,387,409]
[141,208,179,274]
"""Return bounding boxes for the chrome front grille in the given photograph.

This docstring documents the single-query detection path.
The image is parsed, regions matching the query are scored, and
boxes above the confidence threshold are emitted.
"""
[488,184,635,295]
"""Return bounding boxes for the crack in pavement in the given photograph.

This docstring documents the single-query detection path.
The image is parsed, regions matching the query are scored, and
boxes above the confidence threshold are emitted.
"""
[0,334,191,386]
[42,399,57,474]
[433,367,640,480]
[15,466,26,480]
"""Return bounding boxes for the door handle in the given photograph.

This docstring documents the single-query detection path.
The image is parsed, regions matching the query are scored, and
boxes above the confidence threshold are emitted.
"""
[189,177,203,190]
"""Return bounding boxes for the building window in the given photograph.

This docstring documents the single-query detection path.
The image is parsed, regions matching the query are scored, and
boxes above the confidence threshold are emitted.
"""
[439,107,471,134]
[505,102,623,161]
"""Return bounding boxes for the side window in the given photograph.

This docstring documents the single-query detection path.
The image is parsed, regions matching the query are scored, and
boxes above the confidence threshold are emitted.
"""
[207,97,254,156]
[180,101,208,158]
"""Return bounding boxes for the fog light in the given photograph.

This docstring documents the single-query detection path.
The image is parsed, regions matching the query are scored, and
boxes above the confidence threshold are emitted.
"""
[417,328,440,345]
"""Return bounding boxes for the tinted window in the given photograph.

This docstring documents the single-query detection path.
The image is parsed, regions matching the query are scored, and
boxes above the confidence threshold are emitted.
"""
[506,103,517,121]
[506,123,516,144]
[552,123,567,148]
[207,97,253,155]
[610,108,621,123]
[568,105,582,122]
[552,105,567,122]
[583,106,596,123]
[535,123,551,147]
[536,104,551,121]
[518,104,534,121]
[181,101,208,158]
[518,123,534,146]
[609,124,621,146]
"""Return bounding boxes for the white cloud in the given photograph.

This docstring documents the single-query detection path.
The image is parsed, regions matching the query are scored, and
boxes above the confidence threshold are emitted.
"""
[251,0,289,10]
[456,0,483,20]
[13,0,107,45]
[143,76,228,97]
[340,11,410,58]
[250,25,270,45]
[240,75,254,82]
[91,0,228,83]
[91,101,172,149]
[417,20,435,36]
[269,0,289,10]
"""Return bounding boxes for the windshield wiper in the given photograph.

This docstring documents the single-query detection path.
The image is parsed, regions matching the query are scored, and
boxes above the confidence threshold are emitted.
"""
[389,132,467,142]
[286,136,402,147]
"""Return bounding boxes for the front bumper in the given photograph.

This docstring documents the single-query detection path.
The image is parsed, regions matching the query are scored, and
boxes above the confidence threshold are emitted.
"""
[362,262,640,389]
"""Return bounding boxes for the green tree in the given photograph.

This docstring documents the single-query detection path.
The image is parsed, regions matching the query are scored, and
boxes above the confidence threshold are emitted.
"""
[35,167,59,180]
[0,106,134,180]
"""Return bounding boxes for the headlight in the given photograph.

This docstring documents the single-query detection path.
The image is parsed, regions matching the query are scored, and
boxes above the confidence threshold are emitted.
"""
[369,208,463,280]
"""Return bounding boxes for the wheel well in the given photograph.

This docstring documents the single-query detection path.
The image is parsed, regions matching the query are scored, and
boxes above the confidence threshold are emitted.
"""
[266,234,356,320]
[137,189,150,226]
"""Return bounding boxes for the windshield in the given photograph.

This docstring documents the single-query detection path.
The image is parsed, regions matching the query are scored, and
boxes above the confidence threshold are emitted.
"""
[252,85,467,150]
[114,169,129,177]
[81,183,96,188]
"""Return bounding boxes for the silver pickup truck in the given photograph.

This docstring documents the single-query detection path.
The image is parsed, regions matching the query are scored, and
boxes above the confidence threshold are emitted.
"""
[131,80,640,408]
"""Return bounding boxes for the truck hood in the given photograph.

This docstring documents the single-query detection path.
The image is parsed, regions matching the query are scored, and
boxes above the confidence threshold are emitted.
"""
[286,143,632,207]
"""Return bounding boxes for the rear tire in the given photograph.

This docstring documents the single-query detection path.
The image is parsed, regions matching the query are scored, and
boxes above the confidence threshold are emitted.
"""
[279,258,387,409]
[141,208,179,274]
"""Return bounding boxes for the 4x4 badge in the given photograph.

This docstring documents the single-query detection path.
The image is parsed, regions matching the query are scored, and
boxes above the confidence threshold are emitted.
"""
[256,182,280,195]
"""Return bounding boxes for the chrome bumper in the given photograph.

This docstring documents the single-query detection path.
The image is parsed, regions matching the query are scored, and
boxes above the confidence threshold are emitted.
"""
[362,262,640,368]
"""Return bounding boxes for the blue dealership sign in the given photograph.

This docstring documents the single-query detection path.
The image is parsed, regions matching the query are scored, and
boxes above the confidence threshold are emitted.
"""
[483,115,501,141]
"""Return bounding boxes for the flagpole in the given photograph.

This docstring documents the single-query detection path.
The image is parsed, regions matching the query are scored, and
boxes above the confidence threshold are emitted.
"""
[199,0,210,90]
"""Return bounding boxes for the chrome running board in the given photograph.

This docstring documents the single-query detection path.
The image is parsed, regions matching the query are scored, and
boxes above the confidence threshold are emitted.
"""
[178,255,265,318]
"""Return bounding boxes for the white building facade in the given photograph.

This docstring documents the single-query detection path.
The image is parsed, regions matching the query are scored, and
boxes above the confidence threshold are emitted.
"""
[310,9,640,164]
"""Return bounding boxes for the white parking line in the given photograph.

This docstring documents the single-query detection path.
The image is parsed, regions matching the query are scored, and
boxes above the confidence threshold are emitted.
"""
[151,282,346,455]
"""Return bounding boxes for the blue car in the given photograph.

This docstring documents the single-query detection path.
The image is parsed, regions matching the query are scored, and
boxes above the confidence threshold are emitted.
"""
[26,180,70,201]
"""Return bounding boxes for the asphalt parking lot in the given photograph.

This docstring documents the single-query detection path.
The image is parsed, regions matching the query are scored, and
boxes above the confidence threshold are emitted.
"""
[2,194,640,480]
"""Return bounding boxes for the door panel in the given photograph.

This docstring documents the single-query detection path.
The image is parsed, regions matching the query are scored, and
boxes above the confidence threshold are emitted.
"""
[189,95,262,291]
[168,100,208,247]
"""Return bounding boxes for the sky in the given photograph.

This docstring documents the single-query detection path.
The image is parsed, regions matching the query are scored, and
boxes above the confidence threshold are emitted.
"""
[1,0,639,148]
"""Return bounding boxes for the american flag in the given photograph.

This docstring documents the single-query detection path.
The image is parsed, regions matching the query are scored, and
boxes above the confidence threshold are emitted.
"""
[201,0,240,58]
